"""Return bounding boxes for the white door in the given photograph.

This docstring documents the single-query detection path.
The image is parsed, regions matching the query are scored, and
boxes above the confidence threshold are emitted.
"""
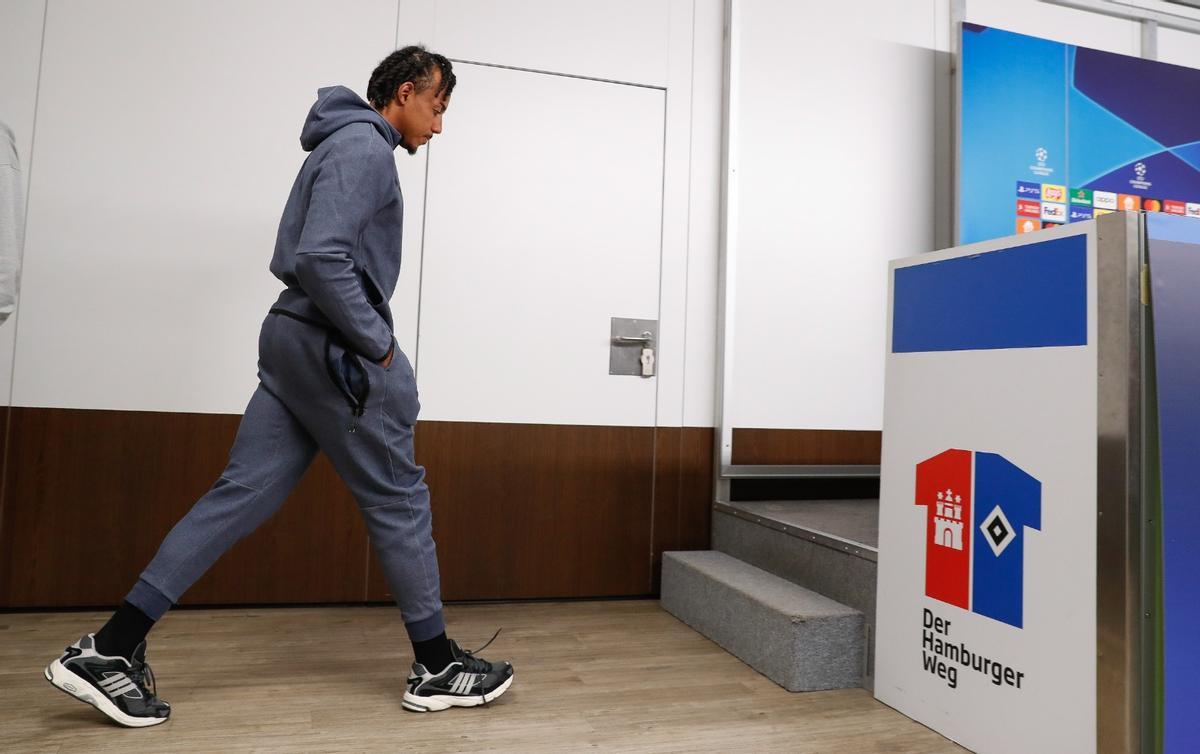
[416,63,665,426]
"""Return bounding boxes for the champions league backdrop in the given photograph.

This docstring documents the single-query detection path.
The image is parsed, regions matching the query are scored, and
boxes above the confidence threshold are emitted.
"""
[959,24,1200,245]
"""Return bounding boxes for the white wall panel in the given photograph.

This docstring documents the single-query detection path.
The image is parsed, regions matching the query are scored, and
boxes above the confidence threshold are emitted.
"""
[422,0,670,86]
[14,0,397,413]
[655,0,696,428]
[964,0,1140,55]
[729,0,938,432]
[725,0,1158,433]
[0,0,46,409]
[1159,27,1200,69]
[401,0,716,428]
[682,0,724,427]
[416,65,664,426]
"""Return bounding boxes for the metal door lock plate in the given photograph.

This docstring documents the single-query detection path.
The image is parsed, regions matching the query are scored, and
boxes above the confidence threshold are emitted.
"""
[610,317,658,376]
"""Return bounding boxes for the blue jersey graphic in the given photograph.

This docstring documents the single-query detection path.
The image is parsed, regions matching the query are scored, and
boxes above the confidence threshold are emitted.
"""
[971,452,1042,628]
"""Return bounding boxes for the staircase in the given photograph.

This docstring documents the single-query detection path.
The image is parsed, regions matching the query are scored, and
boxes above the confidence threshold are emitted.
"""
[661,498,879,691]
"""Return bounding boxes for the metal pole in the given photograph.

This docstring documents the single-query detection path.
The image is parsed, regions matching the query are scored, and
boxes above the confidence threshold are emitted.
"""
[712,0,740,505]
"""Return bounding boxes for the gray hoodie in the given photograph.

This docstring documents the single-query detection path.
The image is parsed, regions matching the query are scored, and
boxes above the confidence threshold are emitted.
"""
[269,86,405,362]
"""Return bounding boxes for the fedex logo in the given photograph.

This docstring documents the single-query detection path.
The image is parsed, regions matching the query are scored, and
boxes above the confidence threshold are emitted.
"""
[916,449,1041,629]
[1041,202,1066,223]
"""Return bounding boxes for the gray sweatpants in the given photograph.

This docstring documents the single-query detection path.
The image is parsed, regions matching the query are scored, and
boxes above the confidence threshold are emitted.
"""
[126,313,445,642]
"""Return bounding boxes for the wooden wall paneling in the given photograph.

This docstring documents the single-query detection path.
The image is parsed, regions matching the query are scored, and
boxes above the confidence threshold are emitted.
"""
[0,408,370,608]
[2,410,718,608]
[650,427,714,593]
[731,428,882,466]
[0,403,10,572]
[368,422,657,602]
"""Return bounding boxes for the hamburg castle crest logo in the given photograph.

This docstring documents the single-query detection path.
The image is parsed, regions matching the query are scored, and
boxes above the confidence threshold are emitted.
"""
[915,449,1042,628]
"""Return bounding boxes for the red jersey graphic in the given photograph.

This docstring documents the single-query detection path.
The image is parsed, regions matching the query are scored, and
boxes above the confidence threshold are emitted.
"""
[915,449,972,610]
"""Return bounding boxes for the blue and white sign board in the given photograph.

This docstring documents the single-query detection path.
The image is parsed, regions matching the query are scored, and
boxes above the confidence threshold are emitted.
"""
[876,223,1099,754]
[1145,213,1200,753]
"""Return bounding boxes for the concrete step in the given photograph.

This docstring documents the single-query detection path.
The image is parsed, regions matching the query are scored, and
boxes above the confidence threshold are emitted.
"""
[660,550,864,692]
[712,500,879,685]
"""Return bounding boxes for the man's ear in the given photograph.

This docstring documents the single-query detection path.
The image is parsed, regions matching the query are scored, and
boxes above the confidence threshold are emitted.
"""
[395,81,416,105]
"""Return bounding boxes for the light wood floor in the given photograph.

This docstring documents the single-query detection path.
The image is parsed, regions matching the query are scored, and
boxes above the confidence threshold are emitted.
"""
[1,600,965,753]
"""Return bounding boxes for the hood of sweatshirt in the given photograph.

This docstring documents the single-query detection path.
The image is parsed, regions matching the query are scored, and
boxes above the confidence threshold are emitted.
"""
[299,86,403,152]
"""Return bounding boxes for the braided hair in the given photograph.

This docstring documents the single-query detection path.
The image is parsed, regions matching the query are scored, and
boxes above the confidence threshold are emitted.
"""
[367,45,456,109]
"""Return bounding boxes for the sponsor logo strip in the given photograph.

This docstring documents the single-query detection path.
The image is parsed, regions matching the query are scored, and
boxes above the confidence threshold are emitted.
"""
[1016,181,1042,198]
[1015,218,1041,235]
[1093,190,1118,210]
[1041,202,1066,222]
[1118,193,1142,211]
[1041,184,1066,202]
[1016,199,1041,218]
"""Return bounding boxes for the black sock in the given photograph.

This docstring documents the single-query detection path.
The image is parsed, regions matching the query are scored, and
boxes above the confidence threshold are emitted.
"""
[93,601,156,660]
[412,632,454,673]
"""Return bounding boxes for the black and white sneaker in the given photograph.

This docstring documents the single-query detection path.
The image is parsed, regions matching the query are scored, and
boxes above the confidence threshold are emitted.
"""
[402,637,514,712]
[44,634,170,727]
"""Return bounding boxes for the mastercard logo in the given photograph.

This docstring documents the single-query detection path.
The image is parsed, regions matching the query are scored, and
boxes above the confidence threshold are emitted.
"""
[1143,198,1162,213]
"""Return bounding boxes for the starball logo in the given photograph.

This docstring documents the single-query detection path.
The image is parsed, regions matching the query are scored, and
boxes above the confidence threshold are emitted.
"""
[1030,147,1053,177]
[1131,161,1153,191]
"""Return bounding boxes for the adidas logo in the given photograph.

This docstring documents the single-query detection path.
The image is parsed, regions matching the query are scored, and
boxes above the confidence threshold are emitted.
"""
[447,671,483,695]
[99,671,143,699]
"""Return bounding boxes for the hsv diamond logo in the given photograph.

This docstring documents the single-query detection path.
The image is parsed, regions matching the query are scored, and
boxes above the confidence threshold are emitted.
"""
[915,449,1042,628]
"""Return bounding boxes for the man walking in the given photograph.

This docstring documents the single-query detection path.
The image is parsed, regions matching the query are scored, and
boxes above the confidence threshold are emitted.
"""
[44,46,513,727]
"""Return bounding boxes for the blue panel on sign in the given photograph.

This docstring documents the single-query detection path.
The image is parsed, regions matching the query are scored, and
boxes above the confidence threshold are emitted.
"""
[892,234,1088,352]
